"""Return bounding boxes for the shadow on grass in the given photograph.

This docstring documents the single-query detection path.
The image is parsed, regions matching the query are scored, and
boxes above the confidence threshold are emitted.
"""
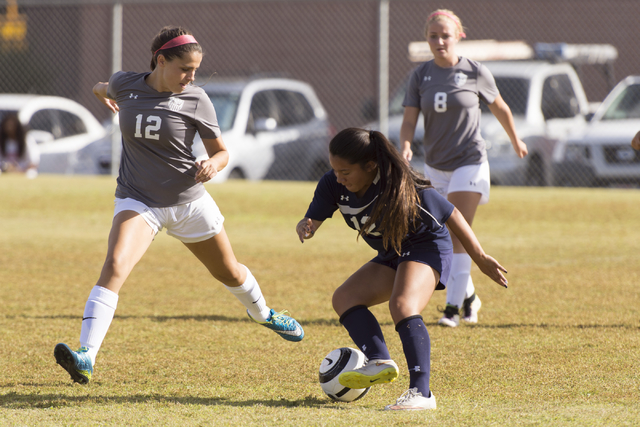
[446,323,640,329]
[8,314,638,329]
[0,390,337,410]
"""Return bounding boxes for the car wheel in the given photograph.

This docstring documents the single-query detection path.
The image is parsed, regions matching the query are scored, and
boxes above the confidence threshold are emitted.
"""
[228,168,245,180]
[526,154,545,186]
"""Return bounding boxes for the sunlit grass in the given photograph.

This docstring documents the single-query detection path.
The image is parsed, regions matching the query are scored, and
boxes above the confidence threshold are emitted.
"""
[1,175,639,426]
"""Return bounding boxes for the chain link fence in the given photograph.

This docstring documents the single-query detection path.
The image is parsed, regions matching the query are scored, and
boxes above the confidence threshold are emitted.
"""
[1,0,638,186]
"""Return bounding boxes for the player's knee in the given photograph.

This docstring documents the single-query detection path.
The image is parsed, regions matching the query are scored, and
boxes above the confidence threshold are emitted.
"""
[213,262,244,286]
[332,286,355,315]
[102,254,134,279]
[388,296,413,321]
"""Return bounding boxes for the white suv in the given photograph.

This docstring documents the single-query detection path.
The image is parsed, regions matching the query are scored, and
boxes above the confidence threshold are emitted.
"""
[0,94,106,174]
[194,77,333,182]
[552,75,640,186]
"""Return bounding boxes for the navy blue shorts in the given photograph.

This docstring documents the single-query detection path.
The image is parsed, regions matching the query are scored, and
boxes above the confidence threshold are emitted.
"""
[370,246,452,290]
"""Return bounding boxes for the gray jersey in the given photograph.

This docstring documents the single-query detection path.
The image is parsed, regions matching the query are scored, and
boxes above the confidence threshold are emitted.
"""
[108,71,221,207]
[403,57,498,171]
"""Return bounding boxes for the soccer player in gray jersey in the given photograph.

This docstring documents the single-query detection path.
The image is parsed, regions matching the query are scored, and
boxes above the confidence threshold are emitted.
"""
[400,10,528,327]
[54,26,304,385]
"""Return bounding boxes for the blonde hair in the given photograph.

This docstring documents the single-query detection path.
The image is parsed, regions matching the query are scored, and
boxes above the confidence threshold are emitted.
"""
[424,9,466,39]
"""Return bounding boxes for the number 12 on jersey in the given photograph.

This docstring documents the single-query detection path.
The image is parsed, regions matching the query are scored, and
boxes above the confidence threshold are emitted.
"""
[134,114,161,140]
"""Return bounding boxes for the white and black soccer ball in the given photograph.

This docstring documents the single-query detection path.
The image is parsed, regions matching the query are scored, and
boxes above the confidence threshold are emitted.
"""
[319,347,370,402]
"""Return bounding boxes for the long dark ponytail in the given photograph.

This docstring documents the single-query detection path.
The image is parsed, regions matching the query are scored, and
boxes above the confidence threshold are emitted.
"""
[329,128,431,254]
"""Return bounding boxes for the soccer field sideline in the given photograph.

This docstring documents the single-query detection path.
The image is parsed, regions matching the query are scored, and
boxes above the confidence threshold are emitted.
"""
[0,175,639,426]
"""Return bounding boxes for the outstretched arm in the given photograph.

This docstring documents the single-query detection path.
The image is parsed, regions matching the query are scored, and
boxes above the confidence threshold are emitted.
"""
[446,207,508,288]
[487,94,528,159]
[92,82,119,114]
[295,217,324,243]
[196,137,230,183]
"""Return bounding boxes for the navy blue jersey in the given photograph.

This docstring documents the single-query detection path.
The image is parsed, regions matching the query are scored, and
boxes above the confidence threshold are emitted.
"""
[305,171,455,262]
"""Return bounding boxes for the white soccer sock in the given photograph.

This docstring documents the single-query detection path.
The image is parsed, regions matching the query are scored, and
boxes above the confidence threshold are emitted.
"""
[224,264,271,322]
[79,286,118,365]
[465,276,476,300]
[446,253,473,310]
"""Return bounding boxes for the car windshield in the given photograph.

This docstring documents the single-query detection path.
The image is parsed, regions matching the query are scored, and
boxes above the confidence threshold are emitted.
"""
[480,77,529,115]
[601,84,640,120]
[206,92,240,132]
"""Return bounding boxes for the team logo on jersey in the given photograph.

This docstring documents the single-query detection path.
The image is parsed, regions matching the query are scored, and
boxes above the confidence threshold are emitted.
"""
[129,93,138,99]
[423,76,431,82]
[168,97,184,112]
[454,71,468,87]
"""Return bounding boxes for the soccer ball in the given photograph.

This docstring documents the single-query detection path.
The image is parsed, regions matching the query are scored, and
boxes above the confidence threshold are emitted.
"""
[319,347,370,402]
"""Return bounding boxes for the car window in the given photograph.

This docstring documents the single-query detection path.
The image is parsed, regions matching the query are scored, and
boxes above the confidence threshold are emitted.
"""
[29,109,59,139]
[541,74,579,120]
[251,91,278,120]
[207,92,240,132]
[601,84,640,120]
[479,77,529,116]
[57,110,87,137]
[274,90,315,126]
[248,90,279,132]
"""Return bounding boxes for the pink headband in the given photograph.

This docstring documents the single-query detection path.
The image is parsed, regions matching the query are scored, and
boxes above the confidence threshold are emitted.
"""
[154,34,198,56]
[428,11,466,38]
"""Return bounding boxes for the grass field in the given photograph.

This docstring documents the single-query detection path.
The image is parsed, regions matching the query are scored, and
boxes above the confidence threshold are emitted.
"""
[1,175,639,426]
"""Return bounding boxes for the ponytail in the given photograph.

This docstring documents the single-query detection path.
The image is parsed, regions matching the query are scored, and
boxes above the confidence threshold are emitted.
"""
[330,128,431,254]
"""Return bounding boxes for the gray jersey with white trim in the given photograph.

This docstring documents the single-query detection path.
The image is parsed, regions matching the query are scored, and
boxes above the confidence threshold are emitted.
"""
[108,71,221,207]
[403,57,499,171]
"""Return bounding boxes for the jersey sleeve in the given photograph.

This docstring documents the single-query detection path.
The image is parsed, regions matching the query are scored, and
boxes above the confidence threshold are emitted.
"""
[193,93,221,139]
[107,71,128,100]
[419,188,455,228]
[305,172,339,221]
[477,63,499,105]
[402,66,423,108]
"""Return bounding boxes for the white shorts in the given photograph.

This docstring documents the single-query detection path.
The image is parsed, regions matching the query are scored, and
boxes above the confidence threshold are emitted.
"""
[423,161,491,205]
[113,192,225,243]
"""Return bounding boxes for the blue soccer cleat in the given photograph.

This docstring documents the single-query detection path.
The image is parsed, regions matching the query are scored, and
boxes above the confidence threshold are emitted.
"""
[248,308,304,342]
[54,343,93,384]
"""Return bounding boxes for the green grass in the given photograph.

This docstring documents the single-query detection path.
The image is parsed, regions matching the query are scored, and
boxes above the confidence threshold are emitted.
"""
[1,175,639,426]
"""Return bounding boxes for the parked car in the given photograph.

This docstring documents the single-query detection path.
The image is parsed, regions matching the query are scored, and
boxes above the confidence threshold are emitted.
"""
[197,77,333,182]
[480,60,591,186]
[0,94,106,174]
[552,75,640,186]
[366,42,617,186]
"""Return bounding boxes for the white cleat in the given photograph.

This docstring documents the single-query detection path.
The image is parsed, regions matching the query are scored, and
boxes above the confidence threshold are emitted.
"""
[437,304,460,327]
[385,388,436,410]
[338,358,399,389]
[462,294,482,323]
